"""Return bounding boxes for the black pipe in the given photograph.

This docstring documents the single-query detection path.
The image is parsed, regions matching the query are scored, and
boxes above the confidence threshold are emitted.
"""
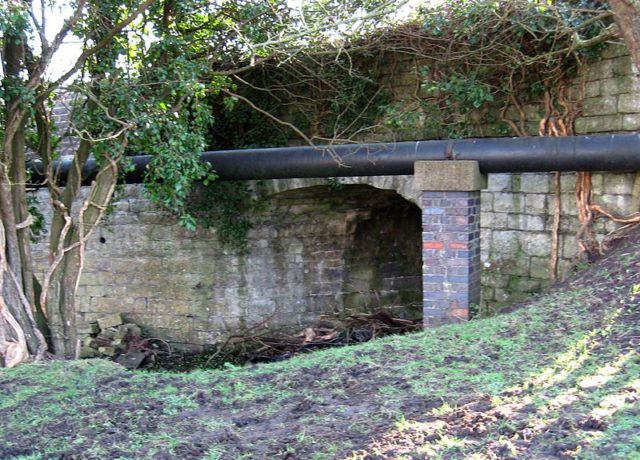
[28,133,640,184]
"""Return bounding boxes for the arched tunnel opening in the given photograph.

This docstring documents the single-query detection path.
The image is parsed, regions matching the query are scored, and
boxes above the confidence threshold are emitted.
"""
[341,188,422,320]
[262,183,422,323]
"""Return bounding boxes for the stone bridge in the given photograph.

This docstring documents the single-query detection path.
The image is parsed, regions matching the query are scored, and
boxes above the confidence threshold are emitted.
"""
[28,43,640,349]
[32,162,640,350]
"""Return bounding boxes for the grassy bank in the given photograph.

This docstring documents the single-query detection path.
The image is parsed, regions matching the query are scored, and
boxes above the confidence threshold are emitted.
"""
[1,238,639,459]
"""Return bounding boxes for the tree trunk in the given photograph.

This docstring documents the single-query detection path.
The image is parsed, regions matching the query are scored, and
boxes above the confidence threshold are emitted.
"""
[11,119,39,318]
[47,234,82,359]
[44,132,92,357]
[0,166,42,356]
[0,212,32,367]
[610,0,640,72]
[44,156,119,358]
[1,0,153,364]
[1,27,49,361]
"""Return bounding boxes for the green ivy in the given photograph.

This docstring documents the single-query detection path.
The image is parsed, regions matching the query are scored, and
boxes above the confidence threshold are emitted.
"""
[27,195,46,242]
[421,71,494,111]
[185,181,253,252]
[379,1,611,139]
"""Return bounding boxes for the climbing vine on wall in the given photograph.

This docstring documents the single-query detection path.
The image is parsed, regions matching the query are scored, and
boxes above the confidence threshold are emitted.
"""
[185,181,254,251]
[377,1,612,139]
[191,1,626,261]
[208,1,614,144]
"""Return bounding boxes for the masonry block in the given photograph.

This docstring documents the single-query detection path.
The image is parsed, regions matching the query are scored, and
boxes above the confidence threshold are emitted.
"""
[414,161,487,192]
[623,114,640,131]
[487,174,512,192]
[583,96,618,116]
[575,115,623,133]
[584,80,601,98]
[604,173,636,195]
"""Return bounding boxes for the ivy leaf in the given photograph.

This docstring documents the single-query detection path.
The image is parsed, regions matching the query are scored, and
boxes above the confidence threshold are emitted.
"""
[178,214,197,232]
[223,96,239,111]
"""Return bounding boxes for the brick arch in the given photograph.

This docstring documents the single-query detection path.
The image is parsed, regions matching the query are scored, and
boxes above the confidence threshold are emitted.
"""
[251,175,419,205]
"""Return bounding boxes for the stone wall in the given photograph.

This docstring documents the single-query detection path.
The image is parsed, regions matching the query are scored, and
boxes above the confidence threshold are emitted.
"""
[477,45,640,307]
[375,44,640,141]
[31,46,640,347]
[32,178,423,350]
[374,44,640,308]
[480,171,640,307]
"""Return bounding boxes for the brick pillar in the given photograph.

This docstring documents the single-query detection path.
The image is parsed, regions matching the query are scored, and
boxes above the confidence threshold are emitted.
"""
[414,161,486,326]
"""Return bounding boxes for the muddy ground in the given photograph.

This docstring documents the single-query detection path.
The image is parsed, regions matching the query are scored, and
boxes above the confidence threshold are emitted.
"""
[1,230,639,459]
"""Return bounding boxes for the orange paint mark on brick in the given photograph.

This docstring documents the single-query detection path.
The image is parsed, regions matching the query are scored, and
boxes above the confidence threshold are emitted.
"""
[448,308,469,321]
[448,242,468,250]
[423,241,444,250]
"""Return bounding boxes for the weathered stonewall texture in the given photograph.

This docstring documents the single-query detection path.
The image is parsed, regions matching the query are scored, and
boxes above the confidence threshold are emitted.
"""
[475,46,638,307]
[383,44,640,308]
[374,45,639,141]
[29,46,640,347]
[32,181,423,350]
[480,170,640,308]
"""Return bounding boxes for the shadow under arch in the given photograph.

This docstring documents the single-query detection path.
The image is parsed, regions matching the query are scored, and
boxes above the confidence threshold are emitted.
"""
[264,183,422,321]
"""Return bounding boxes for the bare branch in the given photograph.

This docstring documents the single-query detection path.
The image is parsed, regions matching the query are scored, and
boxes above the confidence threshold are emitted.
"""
[47,0,157,92]
[68,85,136,142]
[26,0,88,89]
[221,87,344,165]
[27,8,49,52]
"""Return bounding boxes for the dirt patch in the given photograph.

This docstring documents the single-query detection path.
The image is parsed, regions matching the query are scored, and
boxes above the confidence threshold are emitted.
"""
[2,229,640,459]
